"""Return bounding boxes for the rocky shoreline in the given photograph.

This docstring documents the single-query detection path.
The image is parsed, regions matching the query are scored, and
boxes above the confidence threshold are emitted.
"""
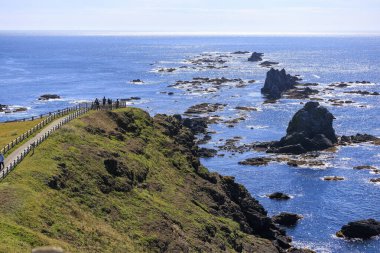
[0,104,28,113]
[3,48,379,251]
[155,113,315,252]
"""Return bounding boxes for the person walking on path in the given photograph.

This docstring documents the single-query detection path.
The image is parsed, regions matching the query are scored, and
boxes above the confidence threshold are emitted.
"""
[107,98,113,110]
[30,142,36,155]
[0,153,4,170]
[116,99,120,109]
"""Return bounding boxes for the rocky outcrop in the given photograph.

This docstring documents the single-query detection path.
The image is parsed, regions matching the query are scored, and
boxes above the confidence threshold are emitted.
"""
[322,176,345,181]
[284,87,319,99]
[38,94,61,100]
[248,52,264,62]
[232,51,250,54]
[154,113,292,251]
[339,134,380,145]
[0,104,27,113]
[131,79,144,83]
[261,69,298,99]
[218,176,292,250]
[353,165,377,170]
[287,248,316,253]
[158,67,176,73]
[185,103,226,114]
[181,117,208,134]
[269,102,337,154]
[197,147,217,158]
[344,90,379,96]
[267,192,290,200]
[260,61,279,67]
[272,213,303,227]
[336,219,380,239]
[239,157,271,166]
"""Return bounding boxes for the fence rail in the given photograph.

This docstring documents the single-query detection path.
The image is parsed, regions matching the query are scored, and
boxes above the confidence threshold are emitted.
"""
[0,107,90,180]
[0,103,90,156]
[0,99,129,181]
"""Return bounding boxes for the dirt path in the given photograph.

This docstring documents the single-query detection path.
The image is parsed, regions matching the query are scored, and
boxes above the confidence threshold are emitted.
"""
[2,112,81,172]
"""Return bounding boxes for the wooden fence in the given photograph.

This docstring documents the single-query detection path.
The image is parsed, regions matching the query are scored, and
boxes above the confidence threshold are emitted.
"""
[0,108,90,180]
[0,99,129,181]
[0,103,90,156]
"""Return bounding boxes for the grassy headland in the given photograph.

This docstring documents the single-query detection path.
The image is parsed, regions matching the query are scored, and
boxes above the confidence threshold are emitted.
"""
[0,108,287,252]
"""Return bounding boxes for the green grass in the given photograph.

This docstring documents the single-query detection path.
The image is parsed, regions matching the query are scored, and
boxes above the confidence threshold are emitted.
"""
[0,108,276,252]
[0,118,47,149]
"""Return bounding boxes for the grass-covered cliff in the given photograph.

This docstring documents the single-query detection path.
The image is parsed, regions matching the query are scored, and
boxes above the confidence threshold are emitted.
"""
[0,108,289,252]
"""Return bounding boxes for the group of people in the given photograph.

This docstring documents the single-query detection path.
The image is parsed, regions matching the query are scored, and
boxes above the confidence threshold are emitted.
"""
[0,97,123,172]
[93,97,120,110]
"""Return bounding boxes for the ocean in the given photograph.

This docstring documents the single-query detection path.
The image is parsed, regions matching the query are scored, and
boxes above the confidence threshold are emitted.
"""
[0,34,379,252]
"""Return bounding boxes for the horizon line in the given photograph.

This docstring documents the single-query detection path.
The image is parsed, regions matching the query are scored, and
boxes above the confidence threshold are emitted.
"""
[1,30,380,37]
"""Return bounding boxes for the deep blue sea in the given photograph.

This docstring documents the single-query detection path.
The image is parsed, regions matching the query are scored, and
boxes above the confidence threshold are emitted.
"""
[1,35,379,252]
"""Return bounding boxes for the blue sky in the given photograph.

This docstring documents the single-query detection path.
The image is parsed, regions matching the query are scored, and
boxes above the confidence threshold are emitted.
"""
[0,0,378,34]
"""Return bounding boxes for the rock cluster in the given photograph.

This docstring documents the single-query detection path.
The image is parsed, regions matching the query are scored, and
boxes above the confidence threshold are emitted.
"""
[248,52,264,62]
[260,61,279,67]
[197,147,218,158]
[272,213,303,227]
[261,68,298,99]
[232,51,250,54]
[284,87,319,99]
[336,219,380,240]
[344,90,379,96]
[322,176,345,181]
[239,157,271,166]
[270,102,337,154]
[267,192,291,200]
[131,79,144,83]
[38,94,61,100]
[339,133,380,145]
[185,103,226,114]
[154,113,293,251]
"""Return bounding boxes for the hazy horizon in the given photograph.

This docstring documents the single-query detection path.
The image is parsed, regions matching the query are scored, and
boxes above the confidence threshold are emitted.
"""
[1,30,380,37]
[0,0,378,34]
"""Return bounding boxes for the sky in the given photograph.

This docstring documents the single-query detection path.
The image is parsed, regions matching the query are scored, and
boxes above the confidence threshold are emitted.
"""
[0,0,379,34]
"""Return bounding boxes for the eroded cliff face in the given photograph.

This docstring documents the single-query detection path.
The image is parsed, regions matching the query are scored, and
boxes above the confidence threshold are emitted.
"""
[154,114,292,251]
[0,108,289,253]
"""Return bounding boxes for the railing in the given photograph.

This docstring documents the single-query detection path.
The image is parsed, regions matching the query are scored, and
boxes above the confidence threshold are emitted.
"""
[0,103,90,156]
[3,105,83,123]
[0,107,90,180]
[0,99,129,181]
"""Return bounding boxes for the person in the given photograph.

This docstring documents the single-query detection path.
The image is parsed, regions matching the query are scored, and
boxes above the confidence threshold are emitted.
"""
[116,99,120,109]
[102,96,106,107]
[30,142,36,155]
[107,98,112,109]
[95,98,100,110]
[0,153,4,170]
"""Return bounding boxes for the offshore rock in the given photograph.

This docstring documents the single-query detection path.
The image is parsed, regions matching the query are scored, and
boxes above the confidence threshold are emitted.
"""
[272,213,303,227]
[248,52,264,62]
[267,192,290,200]
[270,102,337,154]
[261,68,298,99]
[336,219,380,240]
[38,94,61,100]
